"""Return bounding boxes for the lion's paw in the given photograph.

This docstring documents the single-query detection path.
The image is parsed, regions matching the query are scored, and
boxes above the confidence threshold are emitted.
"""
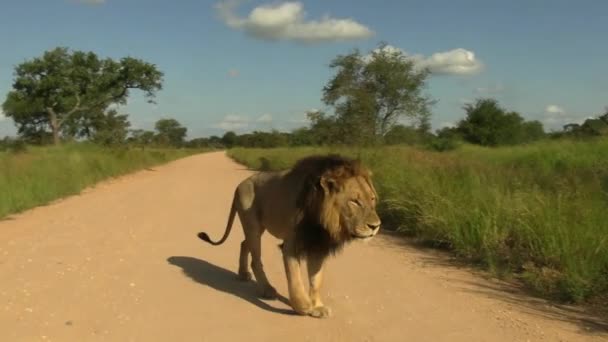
[237,271,252,282]
[308,306,332,319]
[259,285,278,300]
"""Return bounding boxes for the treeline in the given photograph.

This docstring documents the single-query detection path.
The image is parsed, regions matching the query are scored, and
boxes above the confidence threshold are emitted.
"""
[2,44,606,153]
[184,101,608,150]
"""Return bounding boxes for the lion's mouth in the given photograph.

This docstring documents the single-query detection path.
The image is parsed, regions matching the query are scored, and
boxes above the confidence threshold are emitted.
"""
[351,232,374,239]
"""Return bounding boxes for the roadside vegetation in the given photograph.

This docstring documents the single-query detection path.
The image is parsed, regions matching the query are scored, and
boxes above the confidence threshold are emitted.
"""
[228,139,608,306]
[0,142,203,219]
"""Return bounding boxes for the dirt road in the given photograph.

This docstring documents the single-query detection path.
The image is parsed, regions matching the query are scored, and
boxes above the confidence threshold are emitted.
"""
[1,151,606,341]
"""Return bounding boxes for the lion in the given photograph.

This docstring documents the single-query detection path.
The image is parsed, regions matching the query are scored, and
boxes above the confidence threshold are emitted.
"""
[197,154,381,318]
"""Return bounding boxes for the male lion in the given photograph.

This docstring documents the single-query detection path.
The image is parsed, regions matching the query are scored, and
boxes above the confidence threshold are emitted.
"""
[197,154,381,318]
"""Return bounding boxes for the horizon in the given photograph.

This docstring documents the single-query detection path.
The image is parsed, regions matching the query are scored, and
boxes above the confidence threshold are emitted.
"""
[1,0,607,139]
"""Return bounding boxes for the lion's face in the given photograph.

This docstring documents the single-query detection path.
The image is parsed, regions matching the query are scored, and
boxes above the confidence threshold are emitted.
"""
[325,175,381,241]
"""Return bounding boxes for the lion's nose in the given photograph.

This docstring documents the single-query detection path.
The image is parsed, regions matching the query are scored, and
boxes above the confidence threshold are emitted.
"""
[367,222,381,230]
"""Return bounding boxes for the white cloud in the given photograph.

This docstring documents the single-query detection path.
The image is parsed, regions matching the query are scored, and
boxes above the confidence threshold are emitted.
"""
[420,49,484,75]
[545,105,565,115]
[475,83,505,95]
[541,104,589,129]
[0,109,6,122]
[213,114,250,131]
[256,114,273,123]
[227,69,240,78]
[542,105,569,126]
[215,1,374,43]
[364,45,484,76]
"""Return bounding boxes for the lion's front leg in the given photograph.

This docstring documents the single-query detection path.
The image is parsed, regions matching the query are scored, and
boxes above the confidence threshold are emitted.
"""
[282,243,312,314]
[306,253,331,318]
[281,240,330,318]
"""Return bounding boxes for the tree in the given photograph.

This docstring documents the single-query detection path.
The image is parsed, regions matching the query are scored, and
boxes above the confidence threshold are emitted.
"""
[90,109,131,146]
[521,120,545,142]
[456,98,545,146]
[599,107,608,124]
[2,47,163,145]
[416,110,432,135]
[221,131,238,148]
[556,107,608,139]
[436,126,462,140]
[306,110,342,145]
[289,127,315,146]
[321,42,435,145]
[128,129,155,149]
[154,118,187,147]
[383,124,426,145]
[581,118,608,136]
[208,135,223,148]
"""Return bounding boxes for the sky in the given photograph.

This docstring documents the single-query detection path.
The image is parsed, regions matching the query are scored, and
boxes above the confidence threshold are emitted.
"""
[1,0,606,138]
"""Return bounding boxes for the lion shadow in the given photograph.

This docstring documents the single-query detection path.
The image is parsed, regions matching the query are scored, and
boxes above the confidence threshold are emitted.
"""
[167,256,296,316]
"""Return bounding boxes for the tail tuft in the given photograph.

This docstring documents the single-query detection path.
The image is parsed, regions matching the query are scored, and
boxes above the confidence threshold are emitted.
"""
[197,232,212,243]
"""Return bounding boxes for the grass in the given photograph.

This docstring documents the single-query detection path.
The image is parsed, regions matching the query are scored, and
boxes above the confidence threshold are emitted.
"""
[227,138,608,305]
[0,142,206,219]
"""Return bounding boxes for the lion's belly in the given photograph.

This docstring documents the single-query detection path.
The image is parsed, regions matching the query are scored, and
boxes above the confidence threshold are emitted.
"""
[258,202,296,241]
[260,211,293,240]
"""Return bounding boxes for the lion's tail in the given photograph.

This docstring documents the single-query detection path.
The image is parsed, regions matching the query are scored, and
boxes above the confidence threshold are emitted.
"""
[197,190,238,246]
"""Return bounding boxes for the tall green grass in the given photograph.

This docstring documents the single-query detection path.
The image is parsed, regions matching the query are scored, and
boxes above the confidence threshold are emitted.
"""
[0,143,204,219]
[228,138,608,304]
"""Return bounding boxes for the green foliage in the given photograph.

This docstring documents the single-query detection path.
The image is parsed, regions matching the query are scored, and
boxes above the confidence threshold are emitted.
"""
[288,127,315,146]
[0,143,199,219]
[428,136,459,151]
[0,137,28,154]
[154,118,187,147]
[456,98,545,146]
[221,131,238,148]
[2,46,163,145]
[236,130,289,148]
[383,124,429,145]
[89,109,131,146]
[556,109,608,138]
[228,139,608,304]
[128,129,156,149]
[321,42,434,145]
[305,110,343,145]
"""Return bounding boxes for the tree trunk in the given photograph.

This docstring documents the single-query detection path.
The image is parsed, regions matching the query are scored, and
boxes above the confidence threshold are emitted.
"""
[47,109,61,145]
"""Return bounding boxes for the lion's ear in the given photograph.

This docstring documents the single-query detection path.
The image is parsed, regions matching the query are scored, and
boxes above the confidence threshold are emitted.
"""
[319,175,337,193]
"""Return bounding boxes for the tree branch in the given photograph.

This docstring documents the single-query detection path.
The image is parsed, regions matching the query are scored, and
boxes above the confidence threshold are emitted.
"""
[379,106,399,135]
[84,87,129,112]
[58,93,83,126]
[45,106,58,119]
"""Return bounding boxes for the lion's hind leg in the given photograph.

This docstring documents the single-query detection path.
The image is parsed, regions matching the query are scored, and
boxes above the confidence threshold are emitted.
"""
[240,213,278,299]
[238,240,252,281]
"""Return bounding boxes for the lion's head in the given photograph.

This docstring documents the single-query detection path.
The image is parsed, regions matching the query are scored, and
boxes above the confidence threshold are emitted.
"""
[289,154,381,257]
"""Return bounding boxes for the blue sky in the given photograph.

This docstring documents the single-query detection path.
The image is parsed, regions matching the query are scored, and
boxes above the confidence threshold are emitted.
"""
[1,0,606,138]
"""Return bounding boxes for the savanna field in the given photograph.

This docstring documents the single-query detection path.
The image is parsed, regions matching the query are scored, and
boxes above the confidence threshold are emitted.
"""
[0,143,202,219]
[228,138,608,306]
